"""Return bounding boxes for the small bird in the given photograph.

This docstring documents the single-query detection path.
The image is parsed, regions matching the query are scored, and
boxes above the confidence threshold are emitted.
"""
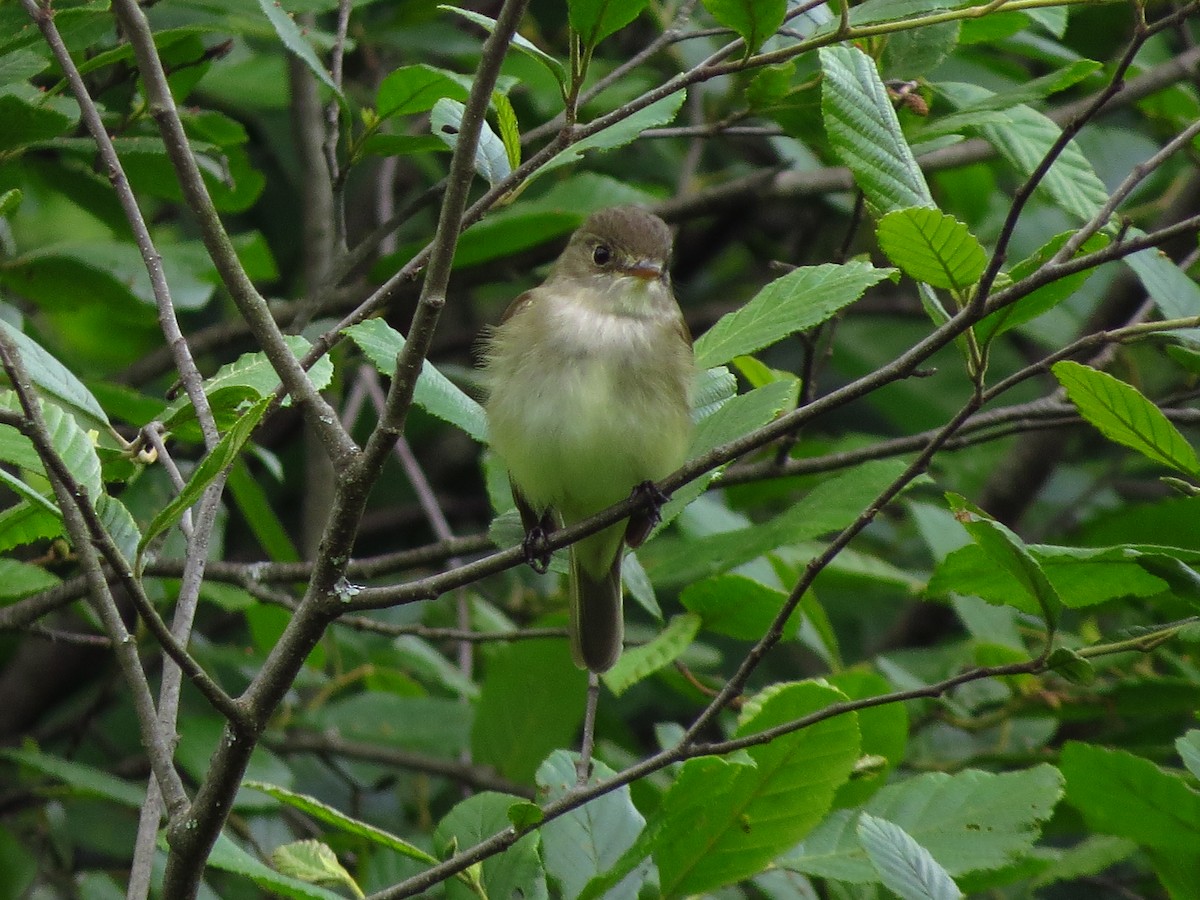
[483,206,694,672]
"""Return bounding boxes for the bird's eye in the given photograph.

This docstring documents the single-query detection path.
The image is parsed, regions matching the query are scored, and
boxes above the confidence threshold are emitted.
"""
[592,244,612,266]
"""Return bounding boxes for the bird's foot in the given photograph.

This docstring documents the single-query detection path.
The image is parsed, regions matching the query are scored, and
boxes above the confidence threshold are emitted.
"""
[522,514,555,574]
[625,480,672,549]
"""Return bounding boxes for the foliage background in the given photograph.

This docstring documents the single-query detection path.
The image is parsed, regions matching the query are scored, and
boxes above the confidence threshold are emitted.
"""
[2,0,1200,897]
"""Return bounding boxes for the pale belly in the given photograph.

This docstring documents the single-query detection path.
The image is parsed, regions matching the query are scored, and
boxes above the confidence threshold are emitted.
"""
[487,325,691,523]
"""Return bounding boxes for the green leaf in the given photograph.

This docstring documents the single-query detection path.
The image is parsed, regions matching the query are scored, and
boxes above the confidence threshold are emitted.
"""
[0,187,22,218]
[1052,360,1200,476]
[788,765,1064,880]
[1062,742,1200,852]
[538,751,653,900]
[602,612,701,696]
[1177,731,1200,781]
[0,748,143,808]
[208,832,347,900]
[162,334,333,434]
[945,83,1109,223]
[376,64,469,118]
[0,558,59,602]
[227,460,301,563]
[702,0,786,55]
[271,840,362,897]
[244,781,439,865]
[643,459,910,588]
[875,208,986,294]
[255,0,344,105]
[1045,647,1095,685]
[653,681,860,896]
[660,378,798,523]
[96,494,141,565]
[945,494,1060,622]
[434,792,547,900]
[431,98,512,187]
[534,91,687,184]
[492,90,521,171]
[978,230,1108,342]
[0,391,103,503]
[1124,245,1200,344]
[471,639,587,783]
[438,6,566,84]
[0,321,110,433]
[929,541,1176,611]
[679,574,797,641]
[342,318,487,442]
[569,0,649,47]
[858,814,963,900]
[139,397,271,564]
[694,261,896,369]
[820,44,934,213]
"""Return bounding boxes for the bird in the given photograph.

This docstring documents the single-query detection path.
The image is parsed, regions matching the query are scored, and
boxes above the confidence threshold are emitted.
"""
[482,206,694,672]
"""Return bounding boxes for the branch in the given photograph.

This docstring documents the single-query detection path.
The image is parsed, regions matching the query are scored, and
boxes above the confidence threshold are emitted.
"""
[368,617,1194,898]
[109,0,356,464]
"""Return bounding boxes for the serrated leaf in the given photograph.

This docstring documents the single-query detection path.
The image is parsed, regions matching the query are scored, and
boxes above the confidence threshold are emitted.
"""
[1062,742,1200,852]
[438,5,566,84]
[703,0,786,55]
[694,261,896,369]
[876,208,986,294]
[256,0,344,105]
[602,612,701,696]
[0,322,109,433]
[820,44,933,213]
[858,814,962,900]
[431,98,511,187]
[534,91,686,184]
[788,765,1064,880]
[946,493,1060,622]
[209,833,346,900]
[376,64,469,118]
[342,318,487,442]
[434,793,547,900]
[943,82,1108,223]
[569,0,649,47]
[161,334,333,433]
[271,840,361,896]
[1053,360,1200,476]
[139,397,271,564]
[653,681,860,896]
[679,574,797,640]
[0,558,59,601]
[244,781,440,865]
[539,751,653,900]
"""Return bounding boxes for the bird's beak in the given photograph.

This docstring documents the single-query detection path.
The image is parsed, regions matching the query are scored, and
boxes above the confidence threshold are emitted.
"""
[624,259,664,281]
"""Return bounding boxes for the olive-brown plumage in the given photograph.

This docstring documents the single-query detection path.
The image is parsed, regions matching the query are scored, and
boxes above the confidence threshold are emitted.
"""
[483,207,694,672]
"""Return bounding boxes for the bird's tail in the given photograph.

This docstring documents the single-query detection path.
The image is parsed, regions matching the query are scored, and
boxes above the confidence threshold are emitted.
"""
[568,523,625,673]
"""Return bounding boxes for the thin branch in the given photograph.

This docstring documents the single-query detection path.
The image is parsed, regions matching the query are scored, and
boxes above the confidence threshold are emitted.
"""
[368,617,1192,898]
[17,0,219,451]
[0,330,190,820]
[268,732,535,797]
[109,0,356,463]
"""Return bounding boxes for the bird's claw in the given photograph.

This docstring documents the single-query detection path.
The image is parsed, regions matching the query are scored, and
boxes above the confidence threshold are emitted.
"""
[522,521,554,574]
[625,480,672,549]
